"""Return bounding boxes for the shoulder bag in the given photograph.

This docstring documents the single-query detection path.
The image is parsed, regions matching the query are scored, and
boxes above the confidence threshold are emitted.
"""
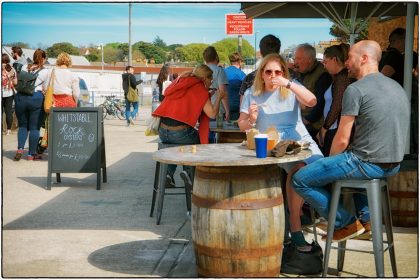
[44,68,55,113]
[127,75,139,102]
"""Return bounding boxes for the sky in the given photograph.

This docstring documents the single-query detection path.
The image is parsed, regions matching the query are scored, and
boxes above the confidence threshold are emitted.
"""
[2,2,334,51]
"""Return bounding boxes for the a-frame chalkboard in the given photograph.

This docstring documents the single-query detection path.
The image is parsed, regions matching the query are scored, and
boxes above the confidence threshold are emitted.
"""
[47,107,107,190]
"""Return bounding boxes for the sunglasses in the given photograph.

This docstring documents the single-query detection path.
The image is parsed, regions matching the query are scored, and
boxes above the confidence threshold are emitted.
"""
[264,69,283,76]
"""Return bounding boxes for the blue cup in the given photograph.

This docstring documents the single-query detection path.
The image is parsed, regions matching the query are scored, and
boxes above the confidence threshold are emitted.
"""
[255,134,268,158]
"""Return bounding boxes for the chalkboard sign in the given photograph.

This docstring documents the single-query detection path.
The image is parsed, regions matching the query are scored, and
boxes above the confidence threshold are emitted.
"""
[47,107,107,190]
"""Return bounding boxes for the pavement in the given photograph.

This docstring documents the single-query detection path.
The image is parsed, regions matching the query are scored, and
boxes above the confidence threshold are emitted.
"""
[2,106,419,278]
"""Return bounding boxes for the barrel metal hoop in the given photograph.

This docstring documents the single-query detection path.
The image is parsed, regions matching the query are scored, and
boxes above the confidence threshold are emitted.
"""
[392,210,418,217]
[389,191,418,199]
[197,266,281,278]
[192,194,283,210]
[193,242,283,259]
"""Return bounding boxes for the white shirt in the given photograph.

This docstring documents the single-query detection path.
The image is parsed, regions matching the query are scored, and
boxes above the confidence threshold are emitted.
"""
[46,67,80,99]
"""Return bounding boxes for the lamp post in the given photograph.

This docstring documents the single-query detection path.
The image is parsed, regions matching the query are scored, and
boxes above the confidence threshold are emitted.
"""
[254,31,259,70]
[97,44,104,73]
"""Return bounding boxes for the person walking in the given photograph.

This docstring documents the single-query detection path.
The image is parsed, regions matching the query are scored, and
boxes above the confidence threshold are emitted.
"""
[2,53,17,135]
[292,40,410,242]
[14,48,49,161]
[122,66,142,126]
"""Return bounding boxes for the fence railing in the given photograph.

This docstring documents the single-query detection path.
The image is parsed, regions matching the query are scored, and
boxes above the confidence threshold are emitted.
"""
[89,89,153,107]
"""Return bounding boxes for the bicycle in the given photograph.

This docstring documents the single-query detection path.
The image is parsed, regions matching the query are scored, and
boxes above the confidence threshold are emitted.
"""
[98,96,126,120]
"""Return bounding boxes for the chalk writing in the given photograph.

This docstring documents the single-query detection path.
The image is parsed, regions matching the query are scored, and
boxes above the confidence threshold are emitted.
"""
[57,113,91,123]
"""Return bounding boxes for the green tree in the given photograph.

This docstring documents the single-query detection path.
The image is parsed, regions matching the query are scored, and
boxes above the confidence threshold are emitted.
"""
[153,36,167,50]
[46,42,80,57]
[329,19,368,43]
[175,43,208,64]
[8,42,30,49]
[103,47,122,66]
[85,54,98,62]
[134,41,167,64]
[213,38,255,65]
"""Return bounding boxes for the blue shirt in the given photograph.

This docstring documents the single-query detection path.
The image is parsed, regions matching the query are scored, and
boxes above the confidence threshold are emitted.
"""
[224,66,245,111]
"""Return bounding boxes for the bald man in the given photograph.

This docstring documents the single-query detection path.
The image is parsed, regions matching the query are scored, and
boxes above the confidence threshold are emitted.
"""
[291,40,410,243]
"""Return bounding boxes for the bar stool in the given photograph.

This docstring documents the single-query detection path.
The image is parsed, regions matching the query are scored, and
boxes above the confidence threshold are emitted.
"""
[149,142,192,225]
[323,179,397,277]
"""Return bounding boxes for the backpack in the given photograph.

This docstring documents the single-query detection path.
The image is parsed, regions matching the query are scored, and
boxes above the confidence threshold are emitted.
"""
[15,68,42,95]
[280,241,323,275]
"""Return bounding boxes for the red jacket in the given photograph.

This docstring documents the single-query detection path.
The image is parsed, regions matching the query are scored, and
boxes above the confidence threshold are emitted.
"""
[152,76,210,144]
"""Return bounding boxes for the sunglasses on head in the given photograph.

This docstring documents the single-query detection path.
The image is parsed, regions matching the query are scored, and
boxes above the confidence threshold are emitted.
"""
[264,69,283,76]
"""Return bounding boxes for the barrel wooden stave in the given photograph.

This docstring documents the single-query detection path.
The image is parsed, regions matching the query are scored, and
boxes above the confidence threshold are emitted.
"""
[387,170,418,227]
[192,165,284,277]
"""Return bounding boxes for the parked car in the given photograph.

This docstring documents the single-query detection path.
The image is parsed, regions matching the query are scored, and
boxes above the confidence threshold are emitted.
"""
[78,78,93,107]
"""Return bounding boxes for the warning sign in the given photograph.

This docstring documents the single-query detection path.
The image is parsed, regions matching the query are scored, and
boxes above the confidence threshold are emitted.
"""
[225,14,253,35]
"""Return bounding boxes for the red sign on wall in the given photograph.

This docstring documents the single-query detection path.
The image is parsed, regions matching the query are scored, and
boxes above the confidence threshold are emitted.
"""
[225,14,254,35]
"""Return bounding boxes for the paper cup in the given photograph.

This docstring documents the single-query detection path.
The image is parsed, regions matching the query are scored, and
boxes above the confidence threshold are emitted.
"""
[255,134,268,158]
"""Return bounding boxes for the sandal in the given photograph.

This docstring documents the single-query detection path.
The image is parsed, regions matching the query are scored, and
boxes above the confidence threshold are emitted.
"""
[14,149,24,161]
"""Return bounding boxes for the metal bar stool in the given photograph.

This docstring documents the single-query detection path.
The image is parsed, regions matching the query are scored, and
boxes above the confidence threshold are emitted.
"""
[323,179,397,277]
[150,142,192,225]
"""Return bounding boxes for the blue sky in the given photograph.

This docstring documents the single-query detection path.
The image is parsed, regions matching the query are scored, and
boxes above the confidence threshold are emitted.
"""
[2,2,334,51]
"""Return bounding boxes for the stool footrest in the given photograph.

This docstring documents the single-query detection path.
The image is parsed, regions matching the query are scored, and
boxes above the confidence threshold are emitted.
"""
[331,242,394,255]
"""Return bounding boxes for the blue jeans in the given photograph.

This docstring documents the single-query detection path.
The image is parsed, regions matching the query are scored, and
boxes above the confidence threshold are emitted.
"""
[292,151,400,229]
[14,91,45,155]
[125,100,138,123]
[158,125,200,177]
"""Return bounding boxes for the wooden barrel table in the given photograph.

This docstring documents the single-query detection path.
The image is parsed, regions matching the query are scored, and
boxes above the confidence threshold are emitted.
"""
[153,143,311,277]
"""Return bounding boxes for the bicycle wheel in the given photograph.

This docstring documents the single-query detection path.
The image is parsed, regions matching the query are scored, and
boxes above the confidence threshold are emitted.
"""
[98,104,107,119]
[116,106,126,120]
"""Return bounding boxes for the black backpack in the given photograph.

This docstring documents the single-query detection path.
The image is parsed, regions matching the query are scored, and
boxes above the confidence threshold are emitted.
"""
[15,68,42,95]
[281,241,323,275]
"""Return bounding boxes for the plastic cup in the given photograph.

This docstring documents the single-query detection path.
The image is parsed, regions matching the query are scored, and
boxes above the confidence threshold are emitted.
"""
[255,134,268,158]
[267,138,276,151]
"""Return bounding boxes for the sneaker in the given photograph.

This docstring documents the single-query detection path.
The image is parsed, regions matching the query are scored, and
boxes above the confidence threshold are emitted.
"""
[14,149,24,161]
[322,219,365,242]
[165,174,176,188]
[130,118,135,125]
[353,222,372,240]
[180,171,193,190]
[6,130,11,135]
[27,154,42,161]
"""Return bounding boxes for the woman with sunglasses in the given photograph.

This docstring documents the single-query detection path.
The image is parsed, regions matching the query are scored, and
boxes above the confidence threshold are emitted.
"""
[238,53,323,251]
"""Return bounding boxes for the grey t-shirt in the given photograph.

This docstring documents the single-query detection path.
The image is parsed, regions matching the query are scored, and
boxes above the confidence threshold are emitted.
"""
[342,72,409,163]
[207,64,228,113]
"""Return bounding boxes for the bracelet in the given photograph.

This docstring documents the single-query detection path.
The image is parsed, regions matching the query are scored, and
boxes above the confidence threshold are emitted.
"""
[248,119,256,127]
[286,80,292,89]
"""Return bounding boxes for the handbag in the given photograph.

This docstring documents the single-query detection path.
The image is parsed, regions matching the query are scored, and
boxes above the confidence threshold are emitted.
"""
[40,115,49,148]
[145,116,161,136]
[44,68,55,113]
[127,76,139,102]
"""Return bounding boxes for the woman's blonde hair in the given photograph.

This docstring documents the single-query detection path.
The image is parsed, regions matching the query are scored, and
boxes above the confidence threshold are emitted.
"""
[253,53,290,99]
[180,64,213,82]
[56,52,72,67]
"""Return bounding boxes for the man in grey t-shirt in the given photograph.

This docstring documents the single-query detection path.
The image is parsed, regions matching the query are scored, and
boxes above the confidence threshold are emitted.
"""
[292,40,410,242]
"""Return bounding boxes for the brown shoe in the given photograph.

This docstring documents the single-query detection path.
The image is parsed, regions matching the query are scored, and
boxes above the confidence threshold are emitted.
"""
[353,222,372,240]
[322,219,365,242]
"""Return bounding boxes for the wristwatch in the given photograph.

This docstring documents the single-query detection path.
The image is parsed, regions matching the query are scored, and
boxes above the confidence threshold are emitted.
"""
[286,80,292,89]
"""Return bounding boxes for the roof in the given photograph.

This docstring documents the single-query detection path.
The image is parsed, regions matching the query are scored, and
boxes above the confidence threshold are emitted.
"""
[1,46,91,66]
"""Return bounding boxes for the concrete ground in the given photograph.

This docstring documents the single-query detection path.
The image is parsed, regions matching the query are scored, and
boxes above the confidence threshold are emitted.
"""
[2,106,418,278]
